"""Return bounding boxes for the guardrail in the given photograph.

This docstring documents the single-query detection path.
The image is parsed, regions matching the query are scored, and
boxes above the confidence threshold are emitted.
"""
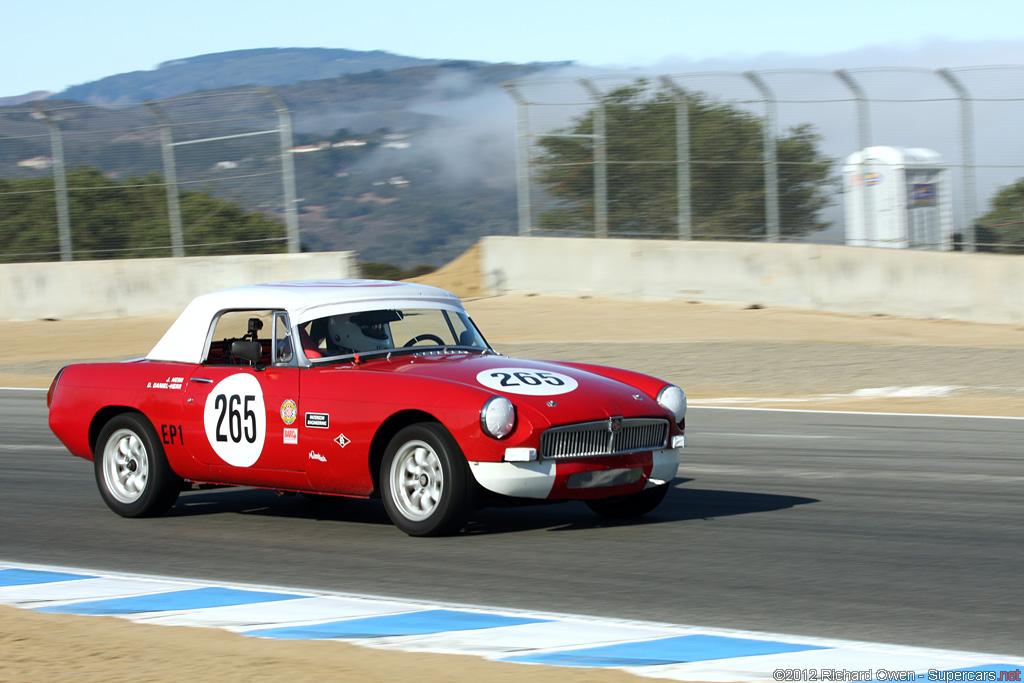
[5,239,1022,325]
[480,236,1024,325]
[0,251,360,320]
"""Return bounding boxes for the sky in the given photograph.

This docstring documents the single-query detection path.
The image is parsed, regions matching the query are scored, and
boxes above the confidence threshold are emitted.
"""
[4,0,1024,97]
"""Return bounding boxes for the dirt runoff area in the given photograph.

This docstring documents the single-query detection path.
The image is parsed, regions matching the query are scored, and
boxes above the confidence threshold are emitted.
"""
[5,244,1024,416]
[2,246,1024,682]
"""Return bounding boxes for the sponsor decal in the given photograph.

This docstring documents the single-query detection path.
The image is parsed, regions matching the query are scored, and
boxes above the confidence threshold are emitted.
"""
[202,374,266,468]
[160,424,184,445]
[334,433,351,448]
[850,172,883,187]
[476,367,579,396]
[308,450,327,463]
[305,412,330,429]
[283,428,298,445]
[147,376,184,390]
[280,399,297,425]
[912,183,936,205]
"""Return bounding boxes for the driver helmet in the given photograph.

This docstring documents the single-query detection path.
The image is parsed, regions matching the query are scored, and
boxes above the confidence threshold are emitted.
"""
[327,313,393,352]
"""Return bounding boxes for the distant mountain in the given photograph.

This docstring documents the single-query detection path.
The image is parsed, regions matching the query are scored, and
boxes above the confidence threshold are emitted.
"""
[0,51,572,268]
[57,48,454,104]
[0,91,53,107]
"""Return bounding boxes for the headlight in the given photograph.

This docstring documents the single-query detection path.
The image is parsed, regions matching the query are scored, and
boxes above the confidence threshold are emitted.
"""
[480,396,516,439]
[657,385,687,424]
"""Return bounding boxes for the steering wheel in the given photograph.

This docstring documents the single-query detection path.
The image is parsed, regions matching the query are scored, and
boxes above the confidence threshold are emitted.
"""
[402,334,445,347]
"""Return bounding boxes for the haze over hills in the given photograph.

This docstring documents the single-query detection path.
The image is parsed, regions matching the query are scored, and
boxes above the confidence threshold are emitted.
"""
[0,48,570,268]
[9,42,1020,267]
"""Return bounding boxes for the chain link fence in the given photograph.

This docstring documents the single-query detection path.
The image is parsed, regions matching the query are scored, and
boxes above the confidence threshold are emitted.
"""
[0,89,298,262]
[4,67,1024,264]
[504,66,1024,253]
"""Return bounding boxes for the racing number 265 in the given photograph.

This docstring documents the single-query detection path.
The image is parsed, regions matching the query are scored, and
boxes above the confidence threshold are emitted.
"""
[489,370,565,387]
[213,394,258,444]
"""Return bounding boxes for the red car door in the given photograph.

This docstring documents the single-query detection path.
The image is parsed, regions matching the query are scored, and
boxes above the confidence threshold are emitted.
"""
[181,365,305,489]
[180,310,308,490]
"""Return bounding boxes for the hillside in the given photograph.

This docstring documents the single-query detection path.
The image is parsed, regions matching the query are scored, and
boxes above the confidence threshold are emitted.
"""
[58,48,449,104]
[0,51,567,267]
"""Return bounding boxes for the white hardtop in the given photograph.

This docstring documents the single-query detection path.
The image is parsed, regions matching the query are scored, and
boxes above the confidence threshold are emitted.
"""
[146,279,464,364]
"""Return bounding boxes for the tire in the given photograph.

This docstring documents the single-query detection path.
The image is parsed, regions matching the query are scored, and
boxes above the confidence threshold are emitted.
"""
[94,413,182,518]
[380,423,476,536]
[585,483,670,519]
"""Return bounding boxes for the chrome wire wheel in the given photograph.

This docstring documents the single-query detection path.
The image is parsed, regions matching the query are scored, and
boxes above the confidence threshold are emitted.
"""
[102,428,150,504]
[389,439,444,522]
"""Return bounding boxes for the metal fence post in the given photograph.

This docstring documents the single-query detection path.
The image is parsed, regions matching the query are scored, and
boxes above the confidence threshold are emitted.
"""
[937,69,977,253]
[835,70,873,246]
[144,101,185,258]
[578,79,609,239]
[660,77,692,241]
[744,72,781,241]
[502,83,533,237]
[261,88,300,253]
[32,109,72,261]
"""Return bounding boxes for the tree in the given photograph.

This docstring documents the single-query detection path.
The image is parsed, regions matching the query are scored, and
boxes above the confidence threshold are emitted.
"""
[0,166,287,262]
[976,177,1024,254]
[534,81,835,240]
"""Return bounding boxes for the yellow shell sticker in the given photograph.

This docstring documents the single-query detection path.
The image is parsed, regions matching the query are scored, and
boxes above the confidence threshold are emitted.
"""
[280,399,298,425]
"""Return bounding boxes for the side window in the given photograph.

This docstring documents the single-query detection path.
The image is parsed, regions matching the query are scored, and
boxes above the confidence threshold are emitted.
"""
[205,310,274,365]
[447,311,485,347]
[274,312,293,364]
[448,312,475,346]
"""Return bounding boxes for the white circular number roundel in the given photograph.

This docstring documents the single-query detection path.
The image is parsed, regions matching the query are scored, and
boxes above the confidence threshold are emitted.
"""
[203,374,267,467]
[476,367,578,396]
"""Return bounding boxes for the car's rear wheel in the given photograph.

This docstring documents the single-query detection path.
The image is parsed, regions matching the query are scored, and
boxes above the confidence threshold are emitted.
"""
[585,483,670,519]
[94,413,182,518]
[381,423,476,536]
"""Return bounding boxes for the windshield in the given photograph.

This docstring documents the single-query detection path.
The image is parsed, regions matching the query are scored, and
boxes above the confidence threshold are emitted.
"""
[298,307,489,361]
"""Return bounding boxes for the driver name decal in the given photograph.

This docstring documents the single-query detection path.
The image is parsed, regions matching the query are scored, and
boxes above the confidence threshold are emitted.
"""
[203,374,267,467]
[476,367,578,396]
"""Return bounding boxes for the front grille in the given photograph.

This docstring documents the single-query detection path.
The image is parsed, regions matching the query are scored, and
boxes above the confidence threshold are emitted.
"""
[539,418,669,460]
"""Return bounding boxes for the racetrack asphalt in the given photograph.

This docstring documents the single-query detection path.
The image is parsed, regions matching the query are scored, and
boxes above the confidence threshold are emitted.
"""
[3,389,1022,657]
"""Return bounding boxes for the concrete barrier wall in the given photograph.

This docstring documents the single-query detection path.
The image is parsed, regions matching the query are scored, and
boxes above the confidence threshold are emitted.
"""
[481,236,1024,325]
[0,252,360,320]
[5,239,1023,324]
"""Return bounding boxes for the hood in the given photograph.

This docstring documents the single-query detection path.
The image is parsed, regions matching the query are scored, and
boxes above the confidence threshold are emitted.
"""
[361,352,669,427]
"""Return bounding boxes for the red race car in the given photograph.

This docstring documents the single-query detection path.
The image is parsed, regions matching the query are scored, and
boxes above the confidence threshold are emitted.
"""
[48,280,686,536]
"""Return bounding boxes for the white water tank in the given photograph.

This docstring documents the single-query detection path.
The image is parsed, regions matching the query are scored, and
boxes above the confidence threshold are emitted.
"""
[843,146,953,250]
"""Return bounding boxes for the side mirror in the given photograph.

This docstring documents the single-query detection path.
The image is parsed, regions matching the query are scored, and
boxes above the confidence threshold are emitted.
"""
[230,340,262,365]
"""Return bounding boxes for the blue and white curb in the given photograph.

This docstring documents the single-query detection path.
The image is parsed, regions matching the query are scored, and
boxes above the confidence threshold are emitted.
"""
[2,562,1021,682]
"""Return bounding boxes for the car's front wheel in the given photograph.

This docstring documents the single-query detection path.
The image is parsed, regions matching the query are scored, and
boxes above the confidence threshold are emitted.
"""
[94,413,182,518]
[585,483,670,519]
[381,423,476,536]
